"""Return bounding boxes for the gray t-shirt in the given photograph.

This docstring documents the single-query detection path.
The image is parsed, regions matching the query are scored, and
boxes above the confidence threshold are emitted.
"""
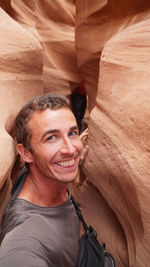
[0,169,80,267]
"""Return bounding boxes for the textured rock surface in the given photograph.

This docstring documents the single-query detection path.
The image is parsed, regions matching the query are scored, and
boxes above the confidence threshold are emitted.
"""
[1,0,150,266]
[10,0,82,95]
[75,0,150,266]
[0,8,43,217]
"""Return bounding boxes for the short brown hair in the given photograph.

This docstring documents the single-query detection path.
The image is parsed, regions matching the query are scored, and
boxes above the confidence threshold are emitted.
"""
[15,93,70,151]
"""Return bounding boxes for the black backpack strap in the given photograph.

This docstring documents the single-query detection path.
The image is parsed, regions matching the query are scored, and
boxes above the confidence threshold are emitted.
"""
[11,167,28,200]
[71,195,116,267]
[71,195,89,233]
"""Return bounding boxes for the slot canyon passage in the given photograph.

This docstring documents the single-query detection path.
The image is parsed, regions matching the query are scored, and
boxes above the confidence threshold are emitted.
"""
[1,1,150,266]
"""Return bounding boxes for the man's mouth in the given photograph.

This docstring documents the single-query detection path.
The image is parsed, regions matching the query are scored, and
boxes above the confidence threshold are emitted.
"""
[56,159,75,167]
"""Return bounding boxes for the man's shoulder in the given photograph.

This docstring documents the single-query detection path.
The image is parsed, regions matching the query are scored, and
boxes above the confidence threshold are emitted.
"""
[3,213,56,243]
[0,215,58,267]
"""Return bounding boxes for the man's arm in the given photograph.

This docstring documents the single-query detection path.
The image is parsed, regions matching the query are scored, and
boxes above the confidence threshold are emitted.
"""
[0,216,58,267]
[0,249,50,267]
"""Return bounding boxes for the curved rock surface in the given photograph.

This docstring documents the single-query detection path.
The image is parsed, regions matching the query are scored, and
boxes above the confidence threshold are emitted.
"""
[0,8,43,217]
[10,0,82,94]
[75,0,150,266]
[1,1,150,266]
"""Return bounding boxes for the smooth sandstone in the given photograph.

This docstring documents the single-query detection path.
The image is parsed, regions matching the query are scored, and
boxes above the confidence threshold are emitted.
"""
[1,1,150,266]
[75,1,150,266]
[0,8,43,217]
[10,0,82,95]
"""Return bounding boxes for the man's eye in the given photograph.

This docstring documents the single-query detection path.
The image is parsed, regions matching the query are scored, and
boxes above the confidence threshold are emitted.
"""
[68,131,78,137]
[47,135,56,141]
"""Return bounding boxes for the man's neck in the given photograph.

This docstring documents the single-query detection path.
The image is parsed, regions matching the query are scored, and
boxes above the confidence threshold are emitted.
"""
[17,172,69,207]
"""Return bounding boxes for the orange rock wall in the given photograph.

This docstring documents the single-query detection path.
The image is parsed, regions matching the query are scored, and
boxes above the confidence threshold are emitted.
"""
[75,1,150,266]
[10,0,82,94]
[0,7,43,217]
[1,1,150,266]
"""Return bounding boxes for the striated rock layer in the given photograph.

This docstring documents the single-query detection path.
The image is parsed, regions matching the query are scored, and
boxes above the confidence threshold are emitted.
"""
[75,0,150,266]
[0,8,43,217]
[10,0,82,95]
[1,0,150,266]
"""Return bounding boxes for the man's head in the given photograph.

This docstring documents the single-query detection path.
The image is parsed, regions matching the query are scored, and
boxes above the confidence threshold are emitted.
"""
[15,93,83,183]
[15,93,70,152]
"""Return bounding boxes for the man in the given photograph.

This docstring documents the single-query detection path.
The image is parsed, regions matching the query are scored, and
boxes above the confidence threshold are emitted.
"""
[0,93,86,267]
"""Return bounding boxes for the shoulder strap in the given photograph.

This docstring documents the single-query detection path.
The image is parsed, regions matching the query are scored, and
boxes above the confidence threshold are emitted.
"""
[11,167,28,200]
[71,197,116,266]
[71,195,89,233]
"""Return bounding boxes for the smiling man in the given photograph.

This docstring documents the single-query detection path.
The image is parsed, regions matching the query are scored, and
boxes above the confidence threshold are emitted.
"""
[0,94,84,267]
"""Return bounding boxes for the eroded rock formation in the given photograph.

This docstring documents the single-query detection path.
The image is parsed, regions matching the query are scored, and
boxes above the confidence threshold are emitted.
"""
[10,0,82,94]
[0,7,43,216]
[75,1,150,266]
[1,1,150,266]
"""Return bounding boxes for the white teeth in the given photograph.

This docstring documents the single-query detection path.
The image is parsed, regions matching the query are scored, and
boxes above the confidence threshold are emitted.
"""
[56,159,74,167]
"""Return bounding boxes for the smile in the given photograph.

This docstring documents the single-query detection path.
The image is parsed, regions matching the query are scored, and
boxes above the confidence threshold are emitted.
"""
[56,159,75,167]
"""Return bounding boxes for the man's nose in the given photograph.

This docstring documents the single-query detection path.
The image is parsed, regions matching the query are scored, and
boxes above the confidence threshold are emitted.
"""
[60,137,76,155]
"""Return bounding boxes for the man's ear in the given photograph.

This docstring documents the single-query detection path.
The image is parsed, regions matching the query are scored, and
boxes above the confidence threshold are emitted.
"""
[17,144,34,163]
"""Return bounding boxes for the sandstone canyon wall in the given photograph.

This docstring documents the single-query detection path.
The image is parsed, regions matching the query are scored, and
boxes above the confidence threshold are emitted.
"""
[1,1,150,266]
[75,1,150,266]
[0,6,43,219]
[10,0,82,94]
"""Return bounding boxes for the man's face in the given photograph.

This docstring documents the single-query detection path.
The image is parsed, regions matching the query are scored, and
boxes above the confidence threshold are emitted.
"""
[27,108,83,183]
